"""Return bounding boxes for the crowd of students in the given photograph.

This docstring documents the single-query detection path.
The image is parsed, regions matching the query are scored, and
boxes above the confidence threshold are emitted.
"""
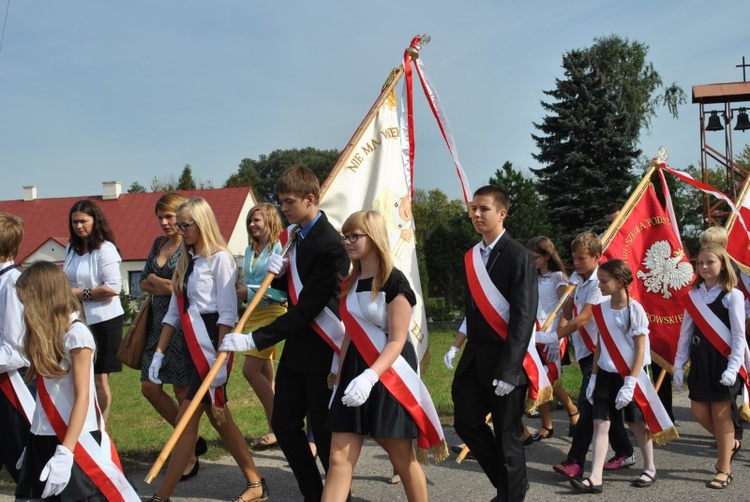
[0,166,748,502]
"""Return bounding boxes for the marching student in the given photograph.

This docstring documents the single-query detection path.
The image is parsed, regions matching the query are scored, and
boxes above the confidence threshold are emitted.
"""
[0,212,32,483]
[14,261,138,501]
[322,210,446,502]
[570,260,672,493]
[148,197,267,502]
[451,185,538,502]
[526,236,578,441]
[551,232,635,479]
[674,243,746,489]
[220,165,350,501]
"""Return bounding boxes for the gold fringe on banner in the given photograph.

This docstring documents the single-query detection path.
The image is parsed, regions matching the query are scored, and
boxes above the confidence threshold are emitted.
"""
[650,426,679,446]
[740,403,750,422]
[212,404,227,425]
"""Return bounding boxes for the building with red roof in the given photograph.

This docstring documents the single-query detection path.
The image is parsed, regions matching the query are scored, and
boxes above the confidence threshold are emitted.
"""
[0,182,257,296]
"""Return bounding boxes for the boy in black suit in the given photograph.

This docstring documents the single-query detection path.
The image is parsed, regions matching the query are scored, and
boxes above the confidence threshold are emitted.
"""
[221,165,350,501]
[452,185,537,502]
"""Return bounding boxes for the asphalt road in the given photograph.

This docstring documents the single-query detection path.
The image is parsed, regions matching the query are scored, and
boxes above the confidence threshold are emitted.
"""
[1,391,748,501]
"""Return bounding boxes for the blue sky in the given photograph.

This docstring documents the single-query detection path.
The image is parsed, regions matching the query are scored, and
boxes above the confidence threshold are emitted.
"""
[1,1,748,203]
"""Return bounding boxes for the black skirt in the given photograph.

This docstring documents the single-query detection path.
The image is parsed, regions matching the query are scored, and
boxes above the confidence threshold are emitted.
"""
[688,330,741,402]
[15,433,107,502]
[326,341,419,439]
[183,312,229,404]
[592,369,644,424]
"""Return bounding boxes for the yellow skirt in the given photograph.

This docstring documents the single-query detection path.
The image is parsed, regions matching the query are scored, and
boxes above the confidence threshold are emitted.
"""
[242,303,286,360]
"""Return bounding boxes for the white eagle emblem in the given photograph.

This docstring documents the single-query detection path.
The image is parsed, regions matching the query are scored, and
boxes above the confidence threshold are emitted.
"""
[636,240,693,299]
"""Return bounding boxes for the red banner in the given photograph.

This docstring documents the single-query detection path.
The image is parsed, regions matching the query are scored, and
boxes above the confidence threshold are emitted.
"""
[603,184,694,367]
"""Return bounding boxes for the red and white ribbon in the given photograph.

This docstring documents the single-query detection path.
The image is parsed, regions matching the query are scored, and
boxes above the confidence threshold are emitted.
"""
[339,285,446,460]
[0,369,35,423]
[464,244,551,403]
[592,303,677,444]
[36,376,139,501]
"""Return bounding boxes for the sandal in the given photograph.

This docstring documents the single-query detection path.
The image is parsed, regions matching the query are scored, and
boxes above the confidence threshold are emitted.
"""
[151,496,170,502]
[230,478,269,502]
[731,439,742,463]
[568,411,580,437]
[250,433,277,451]
[531,426,554,441]
[569,477,603,494]
[631,471,656,488]
[706,470,732,489]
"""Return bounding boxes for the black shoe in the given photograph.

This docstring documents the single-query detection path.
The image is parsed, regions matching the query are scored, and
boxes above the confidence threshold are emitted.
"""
[523,434,534,446]
[569,477,603,494]
[531,426,554,441]
[195,436,208,457]
[179,459,199,482]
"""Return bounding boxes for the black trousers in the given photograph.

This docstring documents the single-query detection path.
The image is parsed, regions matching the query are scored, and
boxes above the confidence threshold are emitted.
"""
[271,364,333,502]
[452,361,528,502]
[567,355,633,463]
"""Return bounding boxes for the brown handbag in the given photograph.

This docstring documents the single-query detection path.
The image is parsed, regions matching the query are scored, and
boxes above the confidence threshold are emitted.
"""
[117,296,152,369]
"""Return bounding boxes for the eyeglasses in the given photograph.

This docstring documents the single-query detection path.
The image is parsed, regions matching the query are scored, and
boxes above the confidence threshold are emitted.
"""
[176,221,197,232]
[341,233,367,244]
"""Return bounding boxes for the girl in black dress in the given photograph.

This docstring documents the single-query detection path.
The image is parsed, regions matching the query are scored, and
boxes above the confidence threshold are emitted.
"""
[322,210,432,502]
[674,243,746,489]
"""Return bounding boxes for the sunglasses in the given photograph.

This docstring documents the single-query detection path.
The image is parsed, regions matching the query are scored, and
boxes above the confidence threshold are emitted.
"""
[176,221,197,232]
[341,233,367,244]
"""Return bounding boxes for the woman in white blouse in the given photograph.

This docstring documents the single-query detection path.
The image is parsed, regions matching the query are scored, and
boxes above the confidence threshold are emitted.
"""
[63,199,124,422]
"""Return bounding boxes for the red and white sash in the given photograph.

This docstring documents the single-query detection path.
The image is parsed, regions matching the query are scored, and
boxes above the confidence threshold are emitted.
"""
[464,245,552,407]
[0,369,35,423]
[36,376,139,501]
[592,303,678,445]
[681,289,750,417]
[573,304,597,353]
[339,285,448,464]
[177,295,233,409]
[280,227,345,371]
[535,305,566,384]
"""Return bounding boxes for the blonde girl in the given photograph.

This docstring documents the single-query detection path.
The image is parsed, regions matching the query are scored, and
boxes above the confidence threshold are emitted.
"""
[148,197,267,502]
[674,243,745,489]
[322,210,432,502]
[235,202,286,450]
[15,261,136,501]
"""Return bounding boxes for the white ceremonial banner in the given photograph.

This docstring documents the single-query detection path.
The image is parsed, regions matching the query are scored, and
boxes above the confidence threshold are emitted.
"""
[320,84,429,362]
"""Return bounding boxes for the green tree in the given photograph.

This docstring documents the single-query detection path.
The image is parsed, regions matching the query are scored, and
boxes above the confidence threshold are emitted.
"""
[532,48,639,246]
[178,164,197,190]
[150,175,177,192]
[127,181,146,193]
[488,161,555,246]
[225,148,340,202]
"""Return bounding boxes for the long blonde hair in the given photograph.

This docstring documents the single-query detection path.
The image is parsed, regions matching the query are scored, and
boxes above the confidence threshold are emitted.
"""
[172,197,231,295]
[341,210,392,299]
[246,203,283,254]
[696,243,737,292]
[16,261,84,381]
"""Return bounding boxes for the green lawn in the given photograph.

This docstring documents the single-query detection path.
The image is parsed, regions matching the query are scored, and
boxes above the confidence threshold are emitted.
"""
[0,329,583,489]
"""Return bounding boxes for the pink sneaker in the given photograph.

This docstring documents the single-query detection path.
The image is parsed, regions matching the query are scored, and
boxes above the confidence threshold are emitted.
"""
[553,459,583,479]
[603,452,636,470]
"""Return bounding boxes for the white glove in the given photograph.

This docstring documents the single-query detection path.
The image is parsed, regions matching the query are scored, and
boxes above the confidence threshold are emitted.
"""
[341,369,379,407]
[535,330,558,345]
[39,445,74,498]
[219,333,256,353]
[673,367,684,392]
[568,273,582,286]
[328,384,338,409]
[16,447,25,471]
[265,253,288,277]
[148,352,164,384]
[492,379,515,396]
[615,376,637,410]
[444,346,460,370]
[720,368,738,387]
[546,344,560,364]
[211,361,228,388]
[586,374,597,405]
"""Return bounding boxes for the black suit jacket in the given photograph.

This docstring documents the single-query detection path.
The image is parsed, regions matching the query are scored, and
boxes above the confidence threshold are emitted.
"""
[455,231,538,386]
[253,212,350,373]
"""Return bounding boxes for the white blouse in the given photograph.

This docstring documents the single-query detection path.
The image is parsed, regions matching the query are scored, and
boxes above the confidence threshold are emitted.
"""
[163,249,238,329]
[0,262,27,372]
[32,316,99,436]
[596,299,651,373]
[63,241,124,324]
